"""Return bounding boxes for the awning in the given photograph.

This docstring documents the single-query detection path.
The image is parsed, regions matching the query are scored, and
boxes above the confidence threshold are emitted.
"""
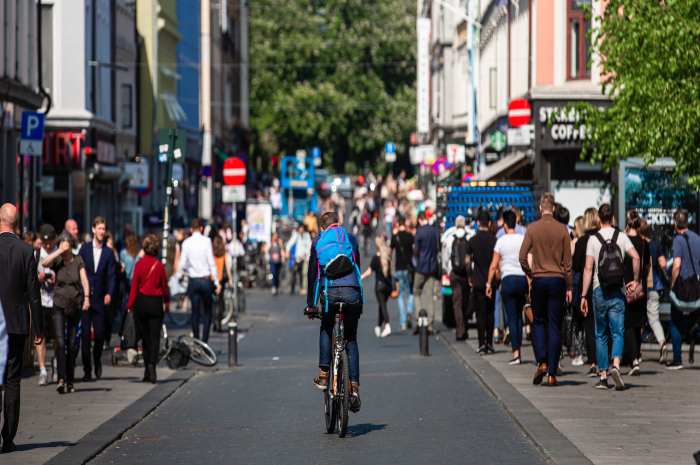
[161,92,188,123]
[472,151,531,181]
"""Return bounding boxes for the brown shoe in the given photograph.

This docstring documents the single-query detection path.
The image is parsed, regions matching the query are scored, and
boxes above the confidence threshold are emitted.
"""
[350,382,361,411]
[313,369,329,389]
[413,327,420,335]
[533,363,548,385]
[547,375,558,387]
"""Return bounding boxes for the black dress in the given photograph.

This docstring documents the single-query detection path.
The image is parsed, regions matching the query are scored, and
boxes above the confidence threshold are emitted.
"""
[624,235,650,329]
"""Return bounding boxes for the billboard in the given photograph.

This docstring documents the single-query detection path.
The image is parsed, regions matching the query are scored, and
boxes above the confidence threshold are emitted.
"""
[246,203,273,243]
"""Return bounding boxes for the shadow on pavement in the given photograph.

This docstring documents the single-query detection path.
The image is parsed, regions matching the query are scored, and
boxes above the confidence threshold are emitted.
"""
[16,441,76,451]
[344,423,387,438]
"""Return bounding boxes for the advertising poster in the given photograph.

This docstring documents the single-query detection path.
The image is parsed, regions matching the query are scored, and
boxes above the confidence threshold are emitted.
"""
[246,203,272,243]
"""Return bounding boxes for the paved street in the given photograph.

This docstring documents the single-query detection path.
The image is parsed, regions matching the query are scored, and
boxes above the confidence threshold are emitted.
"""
[90,279,547,464]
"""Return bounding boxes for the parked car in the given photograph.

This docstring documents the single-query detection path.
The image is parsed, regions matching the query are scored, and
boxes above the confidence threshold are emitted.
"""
[315,169,329,197]
[324,174,353,199]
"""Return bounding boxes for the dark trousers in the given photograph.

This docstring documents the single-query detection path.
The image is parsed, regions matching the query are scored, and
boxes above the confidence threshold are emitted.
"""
[134,293,165,377]
[530,277,567,375]
[501,275,528,353]
[625,327,642,362]
[450,272,470,339]
[574,312,597,365]
[473,286,495,347]
[375,281,391,327]
[189,277,214,343]
[1,334,26,447]
[53,306,80,383]
[81,307,105,377]
[290,262,303,294]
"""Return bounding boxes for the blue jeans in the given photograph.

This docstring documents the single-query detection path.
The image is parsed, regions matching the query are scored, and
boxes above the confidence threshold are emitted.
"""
[270,262,281,288]
[670,304,700,362]
[592,287,625,371]
[530,277,567,375]
[501,275,528,353]
[189,278,214,343]
[319,287,362,383]
[395,270,414,327]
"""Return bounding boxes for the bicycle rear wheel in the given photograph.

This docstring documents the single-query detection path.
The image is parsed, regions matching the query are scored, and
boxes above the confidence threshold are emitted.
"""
[336,351,350,438]
[168,293,191,327]
[178,335,218,366]
[325,357,337,434]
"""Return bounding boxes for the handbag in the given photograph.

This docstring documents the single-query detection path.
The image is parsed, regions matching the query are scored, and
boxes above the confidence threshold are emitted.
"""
[390,276,400,299]
[626,239,646,304]
[396,235,415,289]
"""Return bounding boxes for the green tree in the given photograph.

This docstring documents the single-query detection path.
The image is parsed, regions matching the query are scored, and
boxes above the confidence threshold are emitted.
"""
[564,0,700,187]
[249,0,417,174]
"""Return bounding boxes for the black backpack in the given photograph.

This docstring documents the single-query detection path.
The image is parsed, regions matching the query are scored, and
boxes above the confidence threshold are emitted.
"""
[670,233,700,310]
[166,341,191,369]
[593,230,625,289]
[451,237,468,275]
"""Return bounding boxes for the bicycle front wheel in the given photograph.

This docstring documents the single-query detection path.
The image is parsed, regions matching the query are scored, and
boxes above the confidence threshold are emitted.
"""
[178,335,218,366]
[336,351,350,438]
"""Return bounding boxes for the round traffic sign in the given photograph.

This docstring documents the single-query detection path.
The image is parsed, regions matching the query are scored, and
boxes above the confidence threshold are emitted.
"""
[508,98,531,127]
[172,163,184,181]
[223,157,246,185]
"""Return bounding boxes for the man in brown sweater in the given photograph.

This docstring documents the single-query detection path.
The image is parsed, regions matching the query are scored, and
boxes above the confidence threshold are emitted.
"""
[519,192,572,387]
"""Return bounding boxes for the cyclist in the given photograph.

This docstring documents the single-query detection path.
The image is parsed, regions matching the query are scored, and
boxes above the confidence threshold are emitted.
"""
[305,211,363,411]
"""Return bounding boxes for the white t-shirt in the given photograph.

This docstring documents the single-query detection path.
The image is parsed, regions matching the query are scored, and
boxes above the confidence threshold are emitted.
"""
[494,233,526,279]
[585,227,634,291]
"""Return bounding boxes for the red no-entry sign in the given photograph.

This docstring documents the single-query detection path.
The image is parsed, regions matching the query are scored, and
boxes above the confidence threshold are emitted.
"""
[223,157,246,186]
[508,99,531,128]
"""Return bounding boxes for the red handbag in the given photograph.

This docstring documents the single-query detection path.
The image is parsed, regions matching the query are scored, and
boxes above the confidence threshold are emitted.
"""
[626,240,645,304]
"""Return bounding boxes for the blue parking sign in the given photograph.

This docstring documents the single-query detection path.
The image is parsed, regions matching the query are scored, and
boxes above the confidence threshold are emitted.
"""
[311,146,321,158]
[21,111,44,141]
[385,142,395,154]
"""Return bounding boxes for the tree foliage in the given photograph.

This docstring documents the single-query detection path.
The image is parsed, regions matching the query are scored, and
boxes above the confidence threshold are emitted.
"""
[565,0,700,187]
[249,0,417,174]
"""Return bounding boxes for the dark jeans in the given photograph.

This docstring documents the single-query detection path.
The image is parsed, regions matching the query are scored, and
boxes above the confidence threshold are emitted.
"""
[450,272,470,339]
[189,278,214,343]
[473,286,495,347]
[81,307,105,377]
[1,334,25,447]
[670,304,700,362]
[625,327,642,362]
[375,281,390,327]
[530,277,567,375]
[290,262,303,294]
[501,275,528,353]
[134,293,165,377]
[53,306,80,383]
[319,287,362,383]
[270,262,281,288]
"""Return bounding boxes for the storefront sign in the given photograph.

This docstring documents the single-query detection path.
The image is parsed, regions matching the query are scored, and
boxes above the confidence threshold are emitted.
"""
[42,132,84,168]
[533,100,613,150]
[97,140,116,165]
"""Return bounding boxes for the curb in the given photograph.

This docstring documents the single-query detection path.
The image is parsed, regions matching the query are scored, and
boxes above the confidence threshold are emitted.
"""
[45,369,195,465]
[440,335,592,465]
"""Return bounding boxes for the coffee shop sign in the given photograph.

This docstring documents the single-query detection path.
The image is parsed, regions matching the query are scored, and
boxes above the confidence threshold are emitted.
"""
[539,106,604,141]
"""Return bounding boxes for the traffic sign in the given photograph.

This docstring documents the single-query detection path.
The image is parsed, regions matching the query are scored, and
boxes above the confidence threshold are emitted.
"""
[171,163,184,181]
[491,130,506,151]
[311,146,321,158]
[385,142,396,154]
[158,128,187,161]
[507,127,531,146]
[223,157,246,185]
[508,98,531,127]
[222,185,246,203]
[20,111,45,156]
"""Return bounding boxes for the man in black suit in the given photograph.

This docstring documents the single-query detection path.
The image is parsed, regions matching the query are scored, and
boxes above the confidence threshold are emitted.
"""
[78,216,116,381]
[0,204,43,453]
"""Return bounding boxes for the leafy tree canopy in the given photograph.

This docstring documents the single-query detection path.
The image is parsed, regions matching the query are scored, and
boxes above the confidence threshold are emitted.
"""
[249,0,417,174]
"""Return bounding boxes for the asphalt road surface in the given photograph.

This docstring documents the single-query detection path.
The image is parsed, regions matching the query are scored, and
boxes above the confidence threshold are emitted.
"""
[91,266,547,464]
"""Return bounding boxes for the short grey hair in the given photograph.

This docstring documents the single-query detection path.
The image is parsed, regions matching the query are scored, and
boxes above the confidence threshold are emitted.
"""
[455,215,466,228]
[57,230,78,251]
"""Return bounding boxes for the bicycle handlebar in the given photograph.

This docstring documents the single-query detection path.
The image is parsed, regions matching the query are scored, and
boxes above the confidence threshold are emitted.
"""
[304,307,322,319]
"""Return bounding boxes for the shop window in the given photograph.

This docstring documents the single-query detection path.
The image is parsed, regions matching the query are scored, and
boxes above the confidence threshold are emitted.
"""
[567,0,592,80]
[121,84,132,129]
[489,67,497,109]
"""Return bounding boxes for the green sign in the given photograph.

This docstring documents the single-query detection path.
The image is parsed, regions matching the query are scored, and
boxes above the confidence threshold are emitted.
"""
[491,130,506,152]
[158,128,187,161]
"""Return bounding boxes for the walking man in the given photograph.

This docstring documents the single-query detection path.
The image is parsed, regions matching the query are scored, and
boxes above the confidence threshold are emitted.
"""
[78,217,116,381]
[449,216,471,341]
[0,204,44,452]
[389,216,414,330]
[519,193,572,387]
[413,211,439,334]
[179,219,221,343]
[286,224,311,295]
[36,224,58,385]
[467,211,497,352]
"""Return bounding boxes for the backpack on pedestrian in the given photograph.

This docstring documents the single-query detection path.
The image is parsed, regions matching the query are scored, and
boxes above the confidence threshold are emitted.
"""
[670,233,700,311]
[313,223,364,312]
[593,230,625,289]
[451,237,469,275]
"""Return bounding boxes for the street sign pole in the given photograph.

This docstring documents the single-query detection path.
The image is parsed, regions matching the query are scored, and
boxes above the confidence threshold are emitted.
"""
[161,129,174,267]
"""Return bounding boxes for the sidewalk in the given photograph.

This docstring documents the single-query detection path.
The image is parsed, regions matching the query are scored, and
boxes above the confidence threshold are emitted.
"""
[443,327,700,465]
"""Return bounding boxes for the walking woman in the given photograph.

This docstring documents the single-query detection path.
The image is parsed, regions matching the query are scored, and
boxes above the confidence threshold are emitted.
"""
[264,232,286,296]
[486,211,528,364]
[212,236,233,331]
[41,231,90,394]
[361,235,393,338]
[119,233,141,320]
[126,234,170,384]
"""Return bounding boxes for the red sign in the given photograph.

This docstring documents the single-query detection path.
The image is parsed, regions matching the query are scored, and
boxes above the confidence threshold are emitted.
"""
[508,98,531,128]
[223,157,246,186]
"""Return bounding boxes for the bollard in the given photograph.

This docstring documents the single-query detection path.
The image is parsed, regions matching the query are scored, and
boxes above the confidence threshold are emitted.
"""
[228,321,238,367]
[418,309,429,356]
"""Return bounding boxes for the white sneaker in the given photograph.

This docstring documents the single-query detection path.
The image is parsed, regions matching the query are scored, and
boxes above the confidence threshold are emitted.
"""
[380,325,391,338]
[572,356,584,366]
[38,372,48,386]
[374,326,381,337]
[271,286,277,296]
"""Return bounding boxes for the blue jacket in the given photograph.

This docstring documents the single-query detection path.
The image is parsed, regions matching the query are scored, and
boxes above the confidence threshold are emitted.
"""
[78,242,117,312]
[307,233,362,308]
[414,224,439,274]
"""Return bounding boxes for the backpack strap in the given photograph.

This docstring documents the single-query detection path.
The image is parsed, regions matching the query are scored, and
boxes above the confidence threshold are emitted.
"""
[593,232,606,245]
[682,233,699,277]
[612,229,620,244]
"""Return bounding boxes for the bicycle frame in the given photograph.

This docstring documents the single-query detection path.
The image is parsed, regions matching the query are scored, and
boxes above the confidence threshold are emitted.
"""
[329,312,345,400]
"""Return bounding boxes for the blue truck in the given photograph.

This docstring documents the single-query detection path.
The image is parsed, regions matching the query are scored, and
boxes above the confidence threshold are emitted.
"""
[280,156,317,221]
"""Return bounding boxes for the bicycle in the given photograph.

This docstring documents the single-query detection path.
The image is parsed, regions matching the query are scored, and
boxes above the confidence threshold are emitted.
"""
[221,280,246,325]
[158,325,218,367]
[305,303,357,438]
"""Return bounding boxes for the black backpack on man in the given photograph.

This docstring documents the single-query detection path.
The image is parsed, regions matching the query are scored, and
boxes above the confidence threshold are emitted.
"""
[451,236,469,276]
[594,230,625,289]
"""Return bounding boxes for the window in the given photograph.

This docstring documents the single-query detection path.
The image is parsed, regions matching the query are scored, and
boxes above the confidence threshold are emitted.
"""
[568,0,592,79]
[121,84,133,129]
[489,68,497,109]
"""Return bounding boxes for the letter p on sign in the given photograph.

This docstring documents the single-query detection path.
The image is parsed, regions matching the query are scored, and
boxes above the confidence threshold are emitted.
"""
[21,111,45,141]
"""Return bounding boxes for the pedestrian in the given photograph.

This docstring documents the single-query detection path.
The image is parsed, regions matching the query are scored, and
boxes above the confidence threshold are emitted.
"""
[487,211,527,363]
[667,210,700,370]
[389,215,415,330]
[413,210,439,334]
[36,224,58,386]
[0,203,44,453]
[126,234,170,384]
[119,233,141,322]
[571,208,599,376]
[212,236,233,332]
[518,193,573,387]
[286,225,311,295]
[361,235,393,337]
[78,217,117,381]
[304,211,319,235]
[32,233,42,252]
[384,200,396,241]
[265,231,286,296]
[23,231,35,246]
[360,204,373,256]
[41,231,89,394]
[580,203,639,391]
[449,216,470,341]
[639,218,668,363]
[179,219,221,343]
[103,231,123,349]
[172,228,186,274]
[64,219,81,253]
